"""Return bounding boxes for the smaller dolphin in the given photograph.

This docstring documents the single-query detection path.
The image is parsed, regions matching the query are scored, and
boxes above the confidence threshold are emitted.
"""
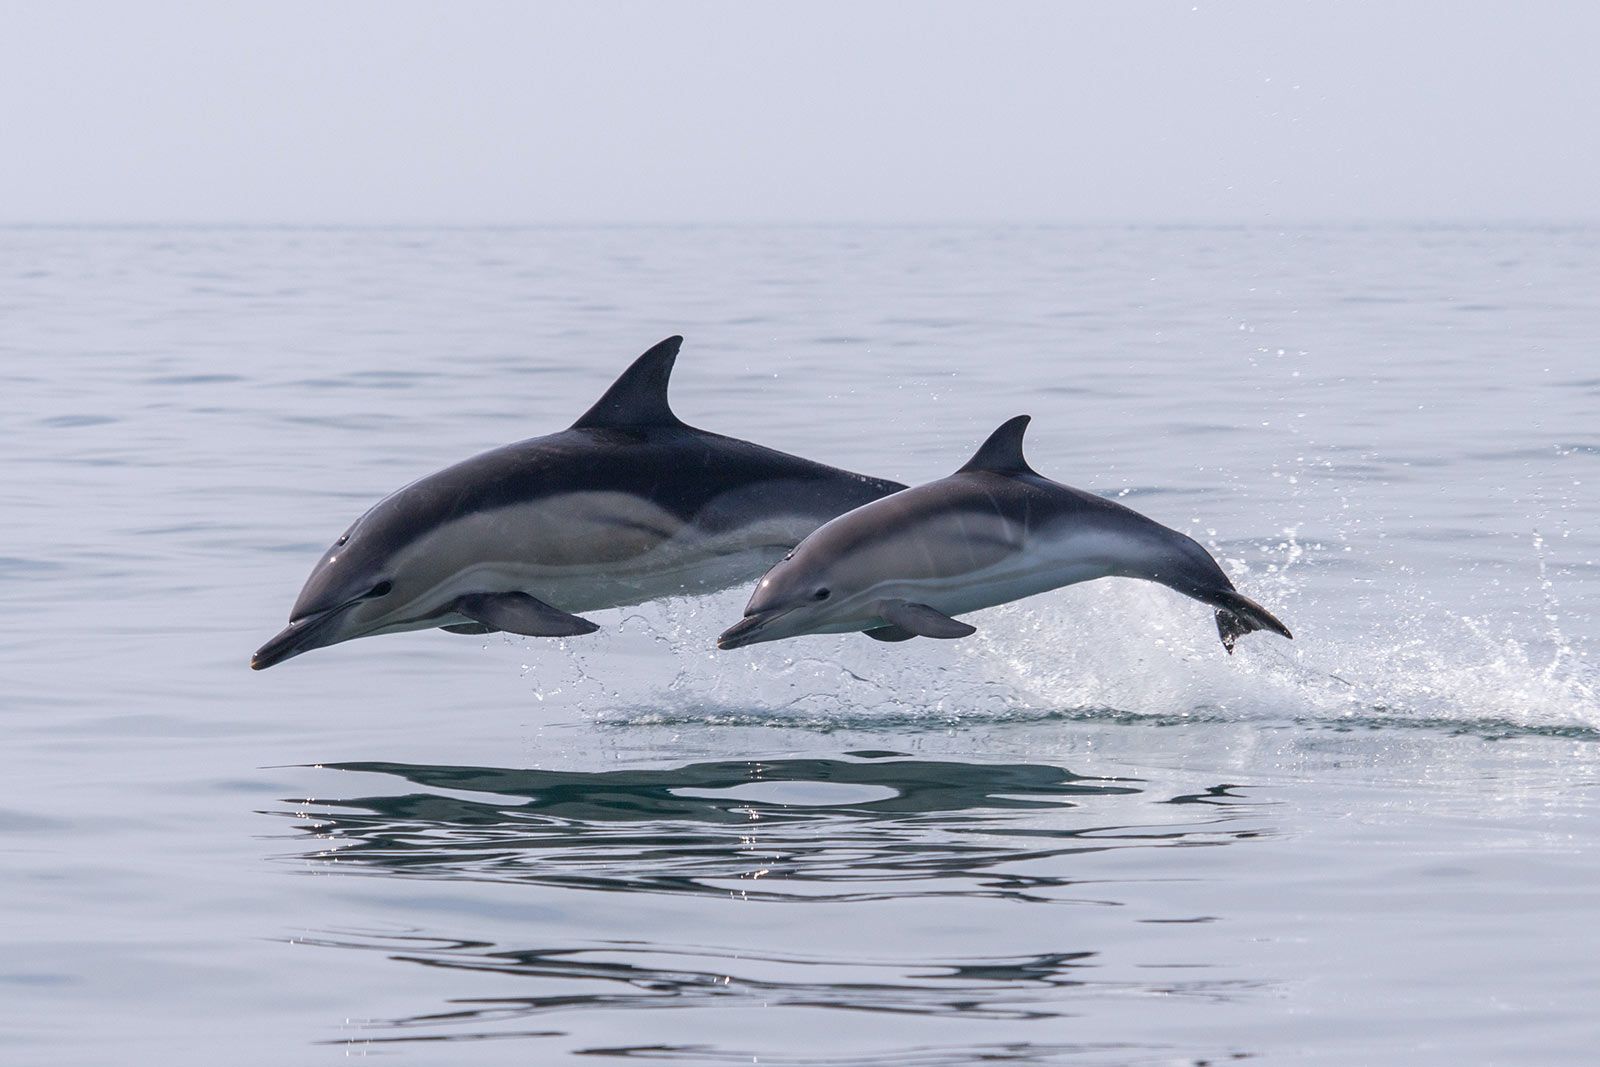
[717,415,1291,653]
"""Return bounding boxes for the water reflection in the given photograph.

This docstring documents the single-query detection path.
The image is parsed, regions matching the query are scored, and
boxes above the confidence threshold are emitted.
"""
[273,755,1270,903]
[273,756,1274,1060]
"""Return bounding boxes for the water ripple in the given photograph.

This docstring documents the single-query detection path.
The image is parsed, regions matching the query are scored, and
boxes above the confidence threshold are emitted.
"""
[301,930,1265,1061]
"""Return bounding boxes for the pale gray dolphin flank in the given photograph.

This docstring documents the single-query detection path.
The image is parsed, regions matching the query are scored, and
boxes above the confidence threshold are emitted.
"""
[253,337,905,669]
[716,415,1291,653]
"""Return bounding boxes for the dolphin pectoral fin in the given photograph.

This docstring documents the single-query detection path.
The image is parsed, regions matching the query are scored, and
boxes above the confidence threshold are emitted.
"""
[441,622,498,635]
[455,593,600,638]
[864,624,917,643]
[877,599,977,640]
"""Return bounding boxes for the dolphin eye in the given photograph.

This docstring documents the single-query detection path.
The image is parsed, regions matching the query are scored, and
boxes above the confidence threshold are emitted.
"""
[369,581,393,598]
[814,588,831,600]
[337,534,350,546]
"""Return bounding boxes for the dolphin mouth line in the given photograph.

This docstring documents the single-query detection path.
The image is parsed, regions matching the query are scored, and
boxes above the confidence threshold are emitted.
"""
[251,599,362,670]
[716,607,796,651]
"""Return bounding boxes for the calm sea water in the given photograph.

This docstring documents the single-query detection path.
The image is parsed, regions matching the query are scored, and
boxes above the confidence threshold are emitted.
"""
[3,226,1597,1065]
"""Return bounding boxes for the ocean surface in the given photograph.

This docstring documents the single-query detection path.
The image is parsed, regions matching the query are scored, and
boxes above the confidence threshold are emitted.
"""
[3,225,1597,1065]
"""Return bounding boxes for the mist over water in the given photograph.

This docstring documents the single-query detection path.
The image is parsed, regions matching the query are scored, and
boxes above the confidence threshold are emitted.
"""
[3,225,1598,1064]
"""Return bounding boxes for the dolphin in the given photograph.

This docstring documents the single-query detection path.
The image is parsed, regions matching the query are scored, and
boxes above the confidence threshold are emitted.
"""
[252,337,905,670]
[716,414,1291,653]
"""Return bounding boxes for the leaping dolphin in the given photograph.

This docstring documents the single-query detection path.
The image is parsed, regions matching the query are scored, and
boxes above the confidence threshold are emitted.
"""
[716,415,1291,653]
[253,337,905,670]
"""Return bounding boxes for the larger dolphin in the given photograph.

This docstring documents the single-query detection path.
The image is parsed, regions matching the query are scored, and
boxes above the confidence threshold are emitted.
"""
[717,415,1291,652]
[253,337,904,669]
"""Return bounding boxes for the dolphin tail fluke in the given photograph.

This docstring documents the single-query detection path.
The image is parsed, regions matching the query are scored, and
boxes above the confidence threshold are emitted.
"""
[1206,589,1292,653]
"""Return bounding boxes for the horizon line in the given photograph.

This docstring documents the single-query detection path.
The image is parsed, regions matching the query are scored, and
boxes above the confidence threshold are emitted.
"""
[2,218,1596,231]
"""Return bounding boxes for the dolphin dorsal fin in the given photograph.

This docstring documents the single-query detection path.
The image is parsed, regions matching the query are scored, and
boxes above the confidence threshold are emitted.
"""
[571,336,686,430]
[956,415,1036,475]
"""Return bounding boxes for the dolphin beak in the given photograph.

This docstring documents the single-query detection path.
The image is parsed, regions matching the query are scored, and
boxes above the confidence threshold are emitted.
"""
[251,620,315,671]
[251,604,352,670]
[716,608,793,651]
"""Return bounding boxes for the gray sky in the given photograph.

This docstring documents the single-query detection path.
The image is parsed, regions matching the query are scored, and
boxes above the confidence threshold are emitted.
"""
[3,1,1596,224]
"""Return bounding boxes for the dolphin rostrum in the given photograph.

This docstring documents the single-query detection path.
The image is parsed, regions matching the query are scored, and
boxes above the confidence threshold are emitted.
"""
[716,415,1291,653]
[253,337,905,670]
